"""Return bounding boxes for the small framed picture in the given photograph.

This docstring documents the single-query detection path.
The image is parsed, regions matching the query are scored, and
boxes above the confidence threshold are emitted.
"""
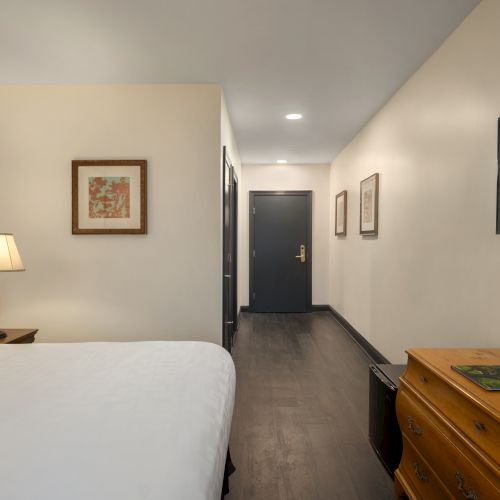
[72,160,147,234]
[335,190,347,236]
[360,173,379,235]
[496,118,500,234]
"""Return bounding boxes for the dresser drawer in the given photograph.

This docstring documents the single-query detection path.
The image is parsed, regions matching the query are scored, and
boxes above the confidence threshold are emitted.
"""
[395,470,419,500]
[404,356,500,465]
[398,388,500,499]
[398,435,452,500]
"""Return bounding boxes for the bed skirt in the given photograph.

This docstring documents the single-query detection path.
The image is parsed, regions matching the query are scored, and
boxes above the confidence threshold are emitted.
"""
[221,449,236,499]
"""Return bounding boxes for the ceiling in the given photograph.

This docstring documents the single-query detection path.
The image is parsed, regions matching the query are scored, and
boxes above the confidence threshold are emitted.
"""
[0,0,479,164]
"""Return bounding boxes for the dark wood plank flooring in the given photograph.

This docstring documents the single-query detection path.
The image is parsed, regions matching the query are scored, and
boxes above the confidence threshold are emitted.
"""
[226,312,394,500]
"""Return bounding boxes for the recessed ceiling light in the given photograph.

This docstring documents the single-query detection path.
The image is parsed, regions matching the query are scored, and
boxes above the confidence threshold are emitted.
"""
[276,160,288,164]
[286,113,302,120]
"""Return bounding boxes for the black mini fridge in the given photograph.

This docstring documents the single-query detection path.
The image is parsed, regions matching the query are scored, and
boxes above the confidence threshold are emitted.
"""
[368,364,406,477]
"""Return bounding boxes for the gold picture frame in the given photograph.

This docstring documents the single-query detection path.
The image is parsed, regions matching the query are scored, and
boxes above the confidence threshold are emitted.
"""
[360,173,379,236]
[335,190,347,236]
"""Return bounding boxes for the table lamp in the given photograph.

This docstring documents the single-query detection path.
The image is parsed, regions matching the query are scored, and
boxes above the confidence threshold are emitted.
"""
[0,233,25,339]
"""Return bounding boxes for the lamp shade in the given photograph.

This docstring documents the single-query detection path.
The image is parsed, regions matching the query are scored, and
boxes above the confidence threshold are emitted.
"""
[0,234,25,271]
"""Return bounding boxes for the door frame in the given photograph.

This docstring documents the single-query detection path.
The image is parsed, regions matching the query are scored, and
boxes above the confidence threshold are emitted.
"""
[232,172,239,333]
[249,190,312,313]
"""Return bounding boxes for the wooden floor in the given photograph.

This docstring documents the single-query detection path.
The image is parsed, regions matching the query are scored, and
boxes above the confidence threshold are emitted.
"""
[226,312,394,500]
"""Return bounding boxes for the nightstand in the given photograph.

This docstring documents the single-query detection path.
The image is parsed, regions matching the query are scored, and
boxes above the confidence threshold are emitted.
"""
[0,329,38,344]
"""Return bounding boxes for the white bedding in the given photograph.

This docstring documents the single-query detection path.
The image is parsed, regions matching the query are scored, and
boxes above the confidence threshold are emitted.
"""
[0,341,235,500]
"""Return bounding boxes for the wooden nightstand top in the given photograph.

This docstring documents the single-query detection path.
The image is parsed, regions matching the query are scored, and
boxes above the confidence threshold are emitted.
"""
[0,329,38,344]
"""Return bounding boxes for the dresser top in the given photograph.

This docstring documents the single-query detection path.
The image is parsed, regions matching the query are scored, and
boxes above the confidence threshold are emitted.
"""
[407,348,500,420]
[0,329,38,344]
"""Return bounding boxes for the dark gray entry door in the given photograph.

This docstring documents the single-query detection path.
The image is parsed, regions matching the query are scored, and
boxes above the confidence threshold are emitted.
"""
[223,147,237,352]
[250,191,312,313]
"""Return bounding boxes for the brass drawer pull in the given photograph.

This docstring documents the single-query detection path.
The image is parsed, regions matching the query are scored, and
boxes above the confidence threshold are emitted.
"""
[419,375,428,383]
[473,420,486,432]
[412,460,428,483]
[455,472,479,500]
[407,416,422,437]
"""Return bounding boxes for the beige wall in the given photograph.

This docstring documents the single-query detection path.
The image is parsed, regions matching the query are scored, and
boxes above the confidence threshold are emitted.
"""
[329,0,500,363]
[0,84,230,344]
[239,164,331,307]
[221,94,241,316]
[221,94,241,177]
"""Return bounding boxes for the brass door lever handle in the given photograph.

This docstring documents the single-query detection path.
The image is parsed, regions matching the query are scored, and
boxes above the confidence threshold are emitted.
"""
[295,244,306,263]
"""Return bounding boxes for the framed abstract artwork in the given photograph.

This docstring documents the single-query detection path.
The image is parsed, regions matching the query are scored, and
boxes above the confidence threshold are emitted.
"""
[497,118,500,234]
[360,173,379,235]
[72,160,147,234]
[335,190,347,236]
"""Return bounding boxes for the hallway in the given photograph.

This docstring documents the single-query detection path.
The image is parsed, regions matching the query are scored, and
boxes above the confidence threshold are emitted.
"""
[227,312,394,500]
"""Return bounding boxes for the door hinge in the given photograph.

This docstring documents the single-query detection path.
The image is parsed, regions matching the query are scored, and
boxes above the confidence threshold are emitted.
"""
[252,207,255,215]
[252,249,255,258]
[228,253,231,264]
[253,292,256,300]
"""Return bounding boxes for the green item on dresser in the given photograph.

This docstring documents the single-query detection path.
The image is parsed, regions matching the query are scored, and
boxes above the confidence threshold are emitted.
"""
[452,365,500,391]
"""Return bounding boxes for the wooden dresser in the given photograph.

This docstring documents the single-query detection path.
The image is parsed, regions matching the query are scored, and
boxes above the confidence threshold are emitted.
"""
[395,349,500,500]
[0,329,38,344]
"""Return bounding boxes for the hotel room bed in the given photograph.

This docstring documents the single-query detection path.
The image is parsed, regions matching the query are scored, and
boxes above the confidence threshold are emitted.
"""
[0,341,235,500]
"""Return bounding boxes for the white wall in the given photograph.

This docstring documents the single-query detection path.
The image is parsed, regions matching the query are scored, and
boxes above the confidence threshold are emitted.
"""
[329,0,500,363]
[221,94,241,178]
[239,164,331,307]
[0,84,229,344]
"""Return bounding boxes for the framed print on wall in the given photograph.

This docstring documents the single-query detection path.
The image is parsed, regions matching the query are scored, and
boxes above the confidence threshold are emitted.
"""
[360,173,379,236]
[335,190,347,236]
[72,160,147,234]
[496,118,500,234]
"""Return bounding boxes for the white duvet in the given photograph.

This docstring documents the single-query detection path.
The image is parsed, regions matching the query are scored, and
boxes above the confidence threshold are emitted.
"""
[0,341,235,500]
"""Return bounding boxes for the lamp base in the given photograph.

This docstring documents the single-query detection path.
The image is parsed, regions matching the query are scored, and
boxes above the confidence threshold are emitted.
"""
[0,331,7,339]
